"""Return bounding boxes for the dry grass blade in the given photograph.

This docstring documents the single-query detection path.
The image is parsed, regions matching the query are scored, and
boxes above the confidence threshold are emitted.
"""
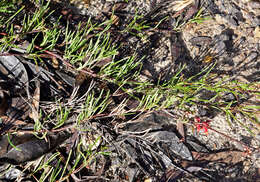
[29,78,40,123]
[172,0,195,11]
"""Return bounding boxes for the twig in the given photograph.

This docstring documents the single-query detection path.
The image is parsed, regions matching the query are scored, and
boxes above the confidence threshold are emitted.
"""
[208,126,257,152]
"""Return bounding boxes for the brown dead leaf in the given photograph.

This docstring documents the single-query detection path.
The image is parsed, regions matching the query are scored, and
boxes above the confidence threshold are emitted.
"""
[75,71,87,87]
[29,80,40,122]
[177,121,186,141]
[94,57,112,67]
[183,4,198,21]
[0,91,9,117]
[0,116,26,126]
[192,150,245,164]
[170,33,182,62]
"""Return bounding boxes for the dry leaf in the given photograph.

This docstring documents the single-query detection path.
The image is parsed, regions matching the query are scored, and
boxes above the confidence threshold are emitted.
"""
[7,97,30,120]
[29,80,40,122]
[0,55,29,97]
[68,71,88,101]
[0,132,70,165]
[192,150,245,164]
[0,91,9,116]
[0,116,26,126]
[94,57,112,67]
[177,121,186,141]
[183,4,198,21]
[254,26,260,38]
[75,71,87,87]
[172,0,194,11]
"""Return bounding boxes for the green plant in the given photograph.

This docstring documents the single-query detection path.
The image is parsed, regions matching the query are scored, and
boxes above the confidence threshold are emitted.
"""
[189,7,211,24]
[0,1,259,181]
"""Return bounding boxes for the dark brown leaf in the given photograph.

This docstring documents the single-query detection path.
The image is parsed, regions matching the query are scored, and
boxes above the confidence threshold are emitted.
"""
[0,132,70,165]
[94,58,112,68]
[183,5,198,21]
[192,150,245,164]
[0,91,9,116]
[75,71,87,87]
[177,121,186,141]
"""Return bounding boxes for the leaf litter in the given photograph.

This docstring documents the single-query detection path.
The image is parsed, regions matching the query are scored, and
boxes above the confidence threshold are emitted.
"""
[0,0,259,181]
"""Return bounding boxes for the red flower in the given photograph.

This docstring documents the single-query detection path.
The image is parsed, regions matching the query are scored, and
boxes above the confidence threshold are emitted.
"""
[194,117,210,135]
